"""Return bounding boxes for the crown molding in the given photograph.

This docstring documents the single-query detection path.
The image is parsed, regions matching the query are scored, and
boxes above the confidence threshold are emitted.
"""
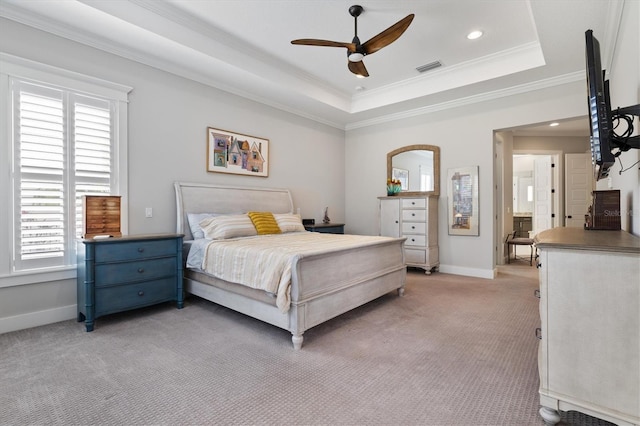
[345,71,584,131]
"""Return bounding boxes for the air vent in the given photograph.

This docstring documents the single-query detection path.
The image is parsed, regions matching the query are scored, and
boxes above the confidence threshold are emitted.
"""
[416,61,442,73]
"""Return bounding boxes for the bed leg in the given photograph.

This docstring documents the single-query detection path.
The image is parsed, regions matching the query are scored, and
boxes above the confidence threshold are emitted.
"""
[292,334,304,350]
[397,287,405,297]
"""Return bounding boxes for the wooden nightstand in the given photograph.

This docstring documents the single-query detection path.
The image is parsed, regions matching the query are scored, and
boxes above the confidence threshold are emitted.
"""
[304,223,345,234]
[77,233,184,331]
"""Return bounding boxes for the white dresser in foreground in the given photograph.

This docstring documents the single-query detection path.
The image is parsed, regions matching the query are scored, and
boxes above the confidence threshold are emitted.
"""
[535,227,640,426]
[379,195,439,274]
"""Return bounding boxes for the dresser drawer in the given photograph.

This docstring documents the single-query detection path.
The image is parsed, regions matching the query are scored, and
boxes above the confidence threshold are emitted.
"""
[405,248,426,264]
[95,257,177,287]
[402,209,426,222]
[402,198,426,209]
[404,234,426,247]
[95,239,177,262]
[95,277,176,316]
[402,222,426,234]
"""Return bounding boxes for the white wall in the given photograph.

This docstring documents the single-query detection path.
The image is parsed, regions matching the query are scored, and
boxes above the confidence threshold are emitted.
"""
[600,0,639,234]
[0,18,345,333]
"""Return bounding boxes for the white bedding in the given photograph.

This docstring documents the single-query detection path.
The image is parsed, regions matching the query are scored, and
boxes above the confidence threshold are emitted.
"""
[190,232,398,312]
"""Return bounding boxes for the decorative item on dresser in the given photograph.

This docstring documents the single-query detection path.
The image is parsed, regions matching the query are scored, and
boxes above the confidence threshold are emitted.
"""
[379,195,439,274]
[304,223,345,234]
[82,195,122,239]
[77,233,184,332]
[535,227,639,426]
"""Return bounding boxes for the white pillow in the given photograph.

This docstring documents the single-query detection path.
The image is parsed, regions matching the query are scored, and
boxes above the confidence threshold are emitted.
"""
[274,213,306,233]
[199,214,258,240]
[187,213,216,239]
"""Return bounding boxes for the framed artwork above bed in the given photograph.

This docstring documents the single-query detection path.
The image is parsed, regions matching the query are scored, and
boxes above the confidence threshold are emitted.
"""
[206,127,269,177]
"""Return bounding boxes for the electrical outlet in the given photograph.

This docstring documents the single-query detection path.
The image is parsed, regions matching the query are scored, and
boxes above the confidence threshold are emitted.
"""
[145,207,153,218]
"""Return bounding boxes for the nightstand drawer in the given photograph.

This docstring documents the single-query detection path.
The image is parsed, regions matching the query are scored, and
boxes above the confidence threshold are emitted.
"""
[95,257,177,287]
[404,234,426,247]
[402,222,426,234]
[95,277,176,316]
[95,239,176,262]
[405,248,426,264]
[402,198,426,208]
[402,209,426,222]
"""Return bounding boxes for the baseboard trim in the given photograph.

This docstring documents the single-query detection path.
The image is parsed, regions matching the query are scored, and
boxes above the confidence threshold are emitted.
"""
[438,264,496,279]
[0,304,77,334]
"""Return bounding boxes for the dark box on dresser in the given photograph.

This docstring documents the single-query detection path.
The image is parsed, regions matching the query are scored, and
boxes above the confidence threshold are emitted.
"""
[585,190,621,230]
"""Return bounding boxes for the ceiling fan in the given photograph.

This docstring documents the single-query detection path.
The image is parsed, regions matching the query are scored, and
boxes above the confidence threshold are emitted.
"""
[291,5,414,78]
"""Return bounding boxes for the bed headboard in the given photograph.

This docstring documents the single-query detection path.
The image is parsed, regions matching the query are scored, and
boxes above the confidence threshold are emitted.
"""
[174,182,294,240]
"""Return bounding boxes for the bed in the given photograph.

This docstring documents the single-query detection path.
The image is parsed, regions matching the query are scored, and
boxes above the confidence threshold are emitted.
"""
[174,181,406,349]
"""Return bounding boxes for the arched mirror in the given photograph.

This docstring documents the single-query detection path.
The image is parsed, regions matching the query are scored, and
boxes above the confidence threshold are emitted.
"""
[387,144,440,196]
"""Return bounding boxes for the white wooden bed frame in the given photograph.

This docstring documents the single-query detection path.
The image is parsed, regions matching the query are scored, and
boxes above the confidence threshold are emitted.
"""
[174,182,406,349]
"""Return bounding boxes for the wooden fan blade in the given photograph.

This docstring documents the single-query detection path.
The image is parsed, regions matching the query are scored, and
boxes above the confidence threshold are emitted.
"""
[348,60,369,77]
[291,39,356,51]
[362,14,414,55]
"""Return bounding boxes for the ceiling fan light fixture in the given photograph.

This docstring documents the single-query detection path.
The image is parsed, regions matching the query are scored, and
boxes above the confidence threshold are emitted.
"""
[348,52,364,62]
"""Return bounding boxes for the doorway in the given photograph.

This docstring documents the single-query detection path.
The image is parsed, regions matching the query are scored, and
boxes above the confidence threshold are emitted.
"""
[493,117,590,267]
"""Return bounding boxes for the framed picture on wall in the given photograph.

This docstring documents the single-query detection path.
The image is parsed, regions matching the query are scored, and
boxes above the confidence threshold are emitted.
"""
[447,166,479,236]
[206,127,269,177]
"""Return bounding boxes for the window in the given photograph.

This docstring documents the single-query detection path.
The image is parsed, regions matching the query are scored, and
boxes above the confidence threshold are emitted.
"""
[1,54,130,278]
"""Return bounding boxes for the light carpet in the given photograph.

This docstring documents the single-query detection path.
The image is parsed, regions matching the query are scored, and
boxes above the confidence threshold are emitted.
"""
[0,265,614,425]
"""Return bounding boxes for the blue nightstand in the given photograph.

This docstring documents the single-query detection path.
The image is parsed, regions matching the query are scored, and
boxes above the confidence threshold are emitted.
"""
[77,233,184,331]
[304,223,345,234]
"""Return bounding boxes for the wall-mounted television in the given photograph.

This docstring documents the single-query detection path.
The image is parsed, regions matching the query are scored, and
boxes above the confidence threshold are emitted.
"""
[585,30,615,180]
[585,29,639,181]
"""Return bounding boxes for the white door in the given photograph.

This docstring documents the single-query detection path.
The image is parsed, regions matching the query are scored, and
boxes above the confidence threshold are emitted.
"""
[565,153,593,228]
[533,156,553,235]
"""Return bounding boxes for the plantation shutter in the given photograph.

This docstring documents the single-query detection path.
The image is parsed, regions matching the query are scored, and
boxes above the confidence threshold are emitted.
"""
[14,82,67,268]
[73,96,113,239]
[12,79,114,270]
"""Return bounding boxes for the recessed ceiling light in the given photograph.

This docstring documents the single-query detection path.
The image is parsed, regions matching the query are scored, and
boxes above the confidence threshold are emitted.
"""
[549,122,559,127]
[467,30,483,40]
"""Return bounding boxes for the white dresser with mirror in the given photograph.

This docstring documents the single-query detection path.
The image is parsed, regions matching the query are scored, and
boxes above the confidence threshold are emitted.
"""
[382,144,441,274]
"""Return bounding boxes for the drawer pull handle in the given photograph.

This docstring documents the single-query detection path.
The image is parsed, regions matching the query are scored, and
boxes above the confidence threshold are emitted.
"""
[138,291,144,297]
[411,226,415,229]
[138,268,144,273]
[138,248,145,253]
[534,289,540,299]
[411,238,415,242]
[536,262,542,269]
[535,328,542,340]
[411,213,415,217]
[411,202,415,205]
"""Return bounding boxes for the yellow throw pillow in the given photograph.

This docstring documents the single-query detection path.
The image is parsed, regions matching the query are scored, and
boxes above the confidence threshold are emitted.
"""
[247,212,281,235]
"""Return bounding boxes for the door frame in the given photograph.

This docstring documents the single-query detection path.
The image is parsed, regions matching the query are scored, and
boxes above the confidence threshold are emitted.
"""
[495,148,563,266]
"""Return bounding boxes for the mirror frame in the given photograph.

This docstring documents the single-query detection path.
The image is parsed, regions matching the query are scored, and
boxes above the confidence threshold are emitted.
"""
[387,144,440,196]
